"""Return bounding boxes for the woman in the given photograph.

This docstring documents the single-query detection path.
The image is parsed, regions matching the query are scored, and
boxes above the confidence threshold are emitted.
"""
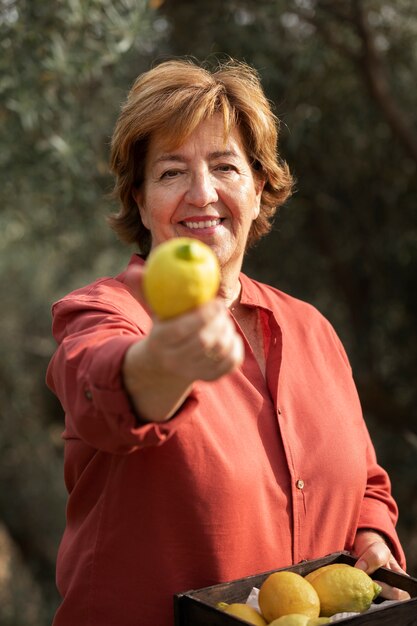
[47,59,408,626]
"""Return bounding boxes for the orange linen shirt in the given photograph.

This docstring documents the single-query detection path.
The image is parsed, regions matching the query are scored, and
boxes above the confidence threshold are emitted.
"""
[46,254,405,626]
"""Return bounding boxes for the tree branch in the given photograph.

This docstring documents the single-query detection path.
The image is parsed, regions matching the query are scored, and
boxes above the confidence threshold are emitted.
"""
[351,0,417,163]
[295,0,417,164]
[289,5,358,60]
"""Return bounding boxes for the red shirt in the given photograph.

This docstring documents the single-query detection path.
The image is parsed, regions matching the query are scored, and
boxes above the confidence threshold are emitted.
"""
[47,254,405,626]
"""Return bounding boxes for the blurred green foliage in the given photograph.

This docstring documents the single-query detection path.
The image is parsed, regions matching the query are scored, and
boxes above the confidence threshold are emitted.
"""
[1,0,416,623]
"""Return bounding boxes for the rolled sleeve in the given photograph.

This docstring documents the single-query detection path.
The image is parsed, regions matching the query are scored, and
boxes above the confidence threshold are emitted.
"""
[50,329,197,453]
[46,285,195,454]
[357,438,406,569]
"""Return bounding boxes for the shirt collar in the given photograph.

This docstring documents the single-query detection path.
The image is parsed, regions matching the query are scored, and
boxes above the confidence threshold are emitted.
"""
[239,271,267,309]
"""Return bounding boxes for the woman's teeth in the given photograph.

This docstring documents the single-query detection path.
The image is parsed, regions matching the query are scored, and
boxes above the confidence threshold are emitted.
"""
[183,218,221,229]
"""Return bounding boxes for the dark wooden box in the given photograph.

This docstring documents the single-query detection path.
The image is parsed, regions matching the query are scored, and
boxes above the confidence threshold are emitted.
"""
[175,551,417,625]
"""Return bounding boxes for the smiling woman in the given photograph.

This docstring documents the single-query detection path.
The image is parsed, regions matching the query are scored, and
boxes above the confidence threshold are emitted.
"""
[46,58,408,626]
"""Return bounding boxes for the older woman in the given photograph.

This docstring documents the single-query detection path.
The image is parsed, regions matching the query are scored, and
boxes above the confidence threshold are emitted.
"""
[47,59,407,626]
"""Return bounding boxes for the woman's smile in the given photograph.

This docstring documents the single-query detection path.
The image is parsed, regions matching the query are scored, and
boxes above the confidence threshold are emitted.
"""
[180,216,223,231]
[178,216,226,237]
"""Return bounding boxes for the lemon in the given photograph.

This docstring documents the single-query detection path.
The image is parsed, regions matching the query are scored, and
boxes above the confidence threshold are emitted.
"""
[258,571,320,622]
[217,602,267,625]
[268,617,331,626]
[305,563,351,585]
[309,564,382,617]
[268,616,331,626]
[143,238,220,319]
[268,615,310,626]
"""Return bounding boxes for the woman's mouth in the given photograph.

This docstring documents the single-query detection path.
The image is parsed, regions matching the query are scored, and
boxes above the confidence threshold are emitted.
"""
[181,218,223,230]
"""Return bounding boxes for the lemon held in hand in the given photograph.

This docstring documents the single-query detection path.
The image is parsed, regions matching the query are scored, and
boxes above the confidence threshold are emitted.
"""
[143,238,220,320]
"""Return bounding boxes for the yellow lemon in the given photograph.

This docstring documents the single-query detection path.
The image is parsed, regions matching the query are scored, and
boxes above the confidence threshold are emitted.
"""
[268,615,310,626]
[305,563,351,585]
[217,602,267,625]
[143,238,220,319]
[269,616,330,626]
[309,564,382,616]
[258,571,320,622]
[268,615,331,626]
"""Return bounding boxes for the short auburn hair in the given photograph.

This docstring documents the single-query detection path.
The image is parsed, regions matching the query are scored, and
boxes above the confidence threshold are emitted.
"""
[108,58,293,255]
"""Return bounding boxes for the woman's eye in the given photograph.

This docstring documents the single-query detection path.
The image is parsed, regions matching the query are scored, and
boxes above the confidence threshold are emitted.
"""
[161,169,182,179]
[216,164,236,173]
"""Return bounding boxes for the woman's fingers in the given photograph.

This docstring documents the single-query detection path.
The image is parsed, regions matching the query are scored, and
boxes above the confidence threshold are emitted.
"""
[196,330,244,380]
[172,312,244,379]
[354,538,410,601]
[147,299,244,380]
[355,540,392,573]
[375,581,410,601]
[150,299,224,346]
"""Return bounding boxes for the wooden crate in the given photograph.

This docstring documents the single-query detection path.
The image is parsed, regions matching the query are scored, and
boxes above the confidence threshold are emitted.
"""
[174,551,417,625]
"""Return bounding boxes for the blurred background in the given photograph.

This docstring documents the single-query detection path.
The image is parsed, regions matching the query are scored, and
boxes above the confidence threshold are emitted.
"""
[1,0,416,623]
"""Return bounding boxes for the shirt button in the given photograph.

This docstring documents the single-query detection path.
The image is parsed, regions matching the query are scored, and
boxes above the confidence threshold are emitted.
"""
[296,479,305,490]
[84,389,93,401]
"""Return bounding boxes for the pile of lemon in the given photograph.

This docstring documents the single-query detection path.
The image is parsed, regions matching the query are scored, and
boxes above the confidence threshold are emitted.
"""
[217,563,382,625]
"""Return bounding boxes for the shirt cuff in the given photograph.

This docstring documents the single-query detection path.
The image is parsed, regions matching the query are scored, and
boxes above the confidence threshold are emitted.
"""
[78,335,198,453]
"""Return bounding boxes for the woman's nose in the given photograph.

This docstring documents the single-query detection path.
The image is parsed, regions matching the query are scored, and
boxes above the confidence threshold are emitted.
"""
[184,170,218,207]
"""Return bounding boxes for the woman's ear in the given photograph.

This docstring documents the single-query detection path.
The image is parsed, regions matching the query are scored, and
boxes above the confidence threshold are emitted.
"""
[256,174,266,197]
[132,188,150,229]
[253,175,266,219]
[132,186,142,207]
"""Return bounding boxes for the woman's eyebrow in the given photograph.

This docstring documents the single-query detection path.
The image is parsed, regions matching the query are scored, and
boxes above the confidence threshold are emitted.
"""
[154,154,186,164]
[153,149,239,165]
[209,150,239,160]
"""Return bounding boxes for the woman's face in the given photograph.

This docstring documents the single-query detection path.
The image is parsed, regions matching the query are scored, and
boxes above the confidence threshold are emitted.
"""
[134,115,264,273]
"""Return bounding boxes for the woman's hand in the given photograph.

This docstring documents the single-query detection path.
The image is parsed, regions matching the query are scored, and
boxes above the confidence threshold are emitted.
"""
[145,298,244,381]
[123,290,244,422]
[353,529,410,601]
[122,259,243,379]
